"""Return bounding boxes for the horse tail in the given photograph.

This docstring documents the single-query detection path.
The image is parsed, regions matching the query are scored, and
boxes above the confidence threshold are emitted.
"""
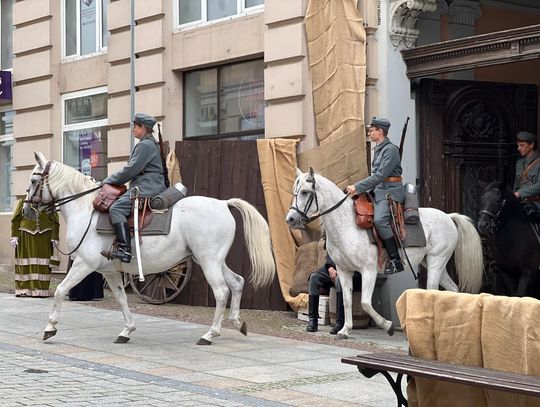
[449,213,484,293]
[226,198,276,288]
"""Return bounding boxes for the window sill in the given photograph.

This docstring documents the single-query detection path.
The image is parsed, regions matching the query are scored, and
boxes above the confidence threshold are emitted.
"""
[62,49,108,64]
[174,7,264,33]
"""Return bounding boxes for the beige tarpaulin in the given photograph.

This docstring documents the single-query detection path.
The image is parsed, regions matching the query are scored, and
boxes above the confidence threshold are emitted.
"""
[303,0,367,186]
[257,139,306,310]
[166,150,182,185]
[397,289,540,407]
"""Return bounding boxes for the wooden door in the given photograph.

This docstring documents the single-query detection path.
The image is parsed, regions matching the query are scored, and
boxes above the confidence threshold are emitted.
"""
[416,78,537,220]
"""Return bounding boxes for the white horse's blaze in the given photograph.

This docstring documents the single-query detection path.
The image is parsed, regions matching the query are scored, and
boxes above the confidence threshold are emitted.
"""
[286,170,484,338]
[27,152,276,344]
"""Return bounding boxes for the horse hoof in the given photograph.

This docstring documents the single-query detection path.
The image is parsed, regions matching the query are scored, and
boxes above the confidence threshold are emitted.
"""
[336,333,349,340]
[43,330,57,341]
[197,338,212,345]
[114,335,130,344]
[387,323,395,336]
[240,322,247,336]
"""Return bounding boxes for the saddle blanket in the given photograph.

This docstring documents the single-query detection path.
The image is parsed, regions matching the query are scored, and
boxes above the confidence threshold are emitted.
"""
[96,210,173,236]
[369,220,427,247]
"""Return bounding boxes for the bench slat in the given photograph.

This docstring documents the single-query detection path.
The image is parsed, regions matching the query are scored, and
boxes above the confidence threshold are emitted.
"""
[342,353,540,398]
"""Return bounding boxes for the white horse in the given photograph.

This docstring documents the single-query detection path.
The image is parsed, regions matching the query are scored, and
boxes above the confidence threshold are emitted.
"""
[24,152,275,345]
[286,168,484,338]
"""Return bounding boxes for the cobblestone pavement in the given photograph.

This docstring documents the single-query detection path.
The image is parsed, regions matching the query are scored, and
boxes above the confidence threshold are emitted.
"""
[0,291,409,407]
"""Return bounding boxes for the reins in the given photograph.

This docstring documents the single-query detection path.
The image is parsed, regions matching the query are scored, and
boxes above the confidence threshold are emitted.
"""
[289,175,350,226]
[26,160,100,256]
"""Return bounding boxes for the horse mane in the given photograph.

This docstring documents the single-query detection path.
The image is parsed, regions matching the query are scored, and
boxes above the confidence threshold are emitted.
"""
[484,180,527,221]
[47,161,99,205]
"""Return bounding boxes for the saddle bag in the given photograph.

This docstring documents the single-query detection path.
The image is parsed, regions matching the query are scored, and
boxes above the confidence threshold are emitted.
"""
[403,183,420,224]
[354,193,374,229]
[92,184,127,213]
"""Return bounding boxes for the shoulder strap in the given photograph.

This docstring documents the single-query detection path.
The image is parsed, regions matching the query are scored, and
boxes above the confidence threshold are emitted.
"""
[519,156,540,185]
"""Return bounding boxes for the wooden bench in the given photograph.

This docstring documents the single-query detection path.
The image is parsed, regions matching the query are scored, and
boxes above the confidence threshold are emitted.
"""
[342,352,540,407]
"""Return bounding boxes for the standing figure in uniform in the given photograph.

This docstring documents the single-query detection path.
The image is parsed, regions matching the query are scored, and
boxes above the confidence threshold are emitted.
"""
[513,131,540,222]
[346,117,405,274]
[10,199,60,297]
[101,113,167,263]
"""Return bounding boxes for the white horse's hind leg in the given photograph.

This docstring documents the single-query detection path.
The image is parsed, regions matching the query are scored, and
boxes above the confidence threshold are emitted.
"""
[198,262,230,345]
[102,272,136,343]
[439,270,459,292]
[358,270,394,336]
[43,260,93,340]
[223,265,246,334]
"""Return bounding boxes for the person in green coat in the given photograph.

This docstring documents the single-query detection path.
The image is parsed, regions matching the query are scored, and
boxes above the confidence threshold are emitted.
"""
[10,199,60,297]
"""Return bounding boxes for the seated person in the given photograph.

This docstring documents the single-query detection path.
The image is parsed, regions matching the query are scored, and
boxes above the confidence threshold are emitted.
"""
[306,254,362,334]
[513,131,540,222]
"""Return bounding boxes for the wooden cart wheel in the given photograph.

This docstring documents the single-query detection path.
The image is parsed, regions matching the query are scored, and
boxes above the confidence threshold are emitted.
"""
[129,258,192,304]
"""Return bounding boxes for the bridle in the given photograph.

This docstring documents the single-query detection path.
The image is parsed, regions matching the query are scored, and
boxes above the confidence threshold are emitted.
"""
[479,196,507,234]
[26,161,100,213]
[289,175,349,227]
[26,160,101,256]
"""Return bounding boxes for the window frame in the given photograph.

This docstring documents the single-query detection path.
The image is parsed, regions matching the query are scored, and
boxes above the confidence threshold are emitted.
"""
[174,0,264,32]
[182,59,265,140]
[61,0,109,61]
[61,86,109,177]
[0,108,14,214]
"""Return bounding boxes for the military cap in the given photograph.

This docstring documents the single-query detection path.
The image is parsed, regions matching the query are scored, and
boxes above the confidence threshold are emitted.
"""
[133,113,156,129]
[516,131,536,143]
[368,117,391,132]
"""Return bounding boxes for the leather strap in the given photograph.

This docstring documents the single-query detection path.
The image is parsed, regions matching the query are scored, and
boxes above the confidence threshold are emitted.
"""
[524,196,540,203]
[519,156,540,186]
[384,176,402,182]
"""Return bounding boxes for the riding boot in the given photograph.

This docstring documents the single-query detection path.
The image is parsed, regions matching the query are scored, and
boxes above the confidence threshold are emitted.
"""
[107,223,132,263]
[306,295,319,332]
[330,291,344,335]
[383,237,404,274]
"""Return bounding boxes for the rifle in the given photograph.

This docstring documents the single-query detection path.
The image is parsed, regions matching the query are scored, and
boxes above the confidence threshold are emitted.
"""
[398,116,410,159]
[157,123,170,188]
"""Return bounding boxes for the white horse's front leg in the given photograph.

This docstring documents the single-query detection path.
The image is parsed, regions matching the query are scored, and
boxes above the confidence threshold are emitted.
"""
[336,270,353,340]
[359,270,394,335]
[44,260,93,340]
[102,272,136,343]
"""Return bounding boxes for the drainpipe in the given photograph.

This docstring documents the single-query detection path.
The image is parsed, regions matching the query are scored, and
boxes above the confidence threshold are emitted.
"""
[130,0,136,151]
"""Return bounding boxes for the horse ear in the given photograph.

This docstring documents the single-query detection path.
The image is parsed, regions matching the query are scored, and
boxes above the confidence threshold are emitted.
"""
[477,180,489,193]
[34,151,48,168]
[295,167,304,178]
[308,166,315,178]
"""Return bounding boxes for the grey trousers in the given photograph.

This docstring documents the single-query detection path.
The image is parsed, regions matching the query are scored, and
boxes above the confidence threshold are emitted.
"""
[374,199,393,239]
[109,194,132,225]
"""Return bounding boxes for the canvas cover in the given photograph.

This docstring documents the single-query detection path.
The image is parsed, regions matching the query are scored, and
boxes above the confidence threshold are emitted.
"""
[303,0,367,187]
[396,289,540,407]
[257,139,306,310]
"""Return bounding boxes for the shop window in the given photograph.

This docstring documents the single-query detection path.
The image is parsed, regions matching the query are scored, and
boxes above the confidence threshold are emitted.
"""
[63,0,109,59]
[0,0,13,70]
[184,59,265,139]
[176,0,264,28]
[0,109,13,212]
[62,88,108,181]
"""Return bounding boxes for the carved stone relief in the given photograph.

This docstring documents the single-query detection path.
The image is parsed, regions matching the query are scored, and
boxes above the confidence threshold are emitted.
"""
[389,0,437,49]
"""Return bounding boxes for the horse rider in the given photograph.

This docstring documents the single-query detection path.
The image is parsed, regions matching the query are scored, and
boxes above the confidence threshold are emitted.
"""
[513,130,540,222]
[101,113,167,263]
[346,117,405,274]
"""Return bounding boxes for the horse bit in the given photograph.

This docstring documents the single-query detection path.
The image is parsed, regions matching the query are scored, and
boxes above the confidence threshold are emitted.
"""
[479,197,506,234]
[289,175,349,226]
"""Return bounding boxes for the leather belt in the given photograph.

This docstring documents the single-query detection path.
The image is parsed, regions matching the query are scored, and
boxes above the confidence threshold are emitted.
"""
[524,196,540,203]
[384,176,402,182]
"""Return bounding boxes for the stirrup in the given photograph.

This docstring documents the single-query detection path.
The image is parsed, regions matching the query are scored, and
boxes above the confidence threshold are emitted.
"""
[101,248,132,263]
[384,259,404,274]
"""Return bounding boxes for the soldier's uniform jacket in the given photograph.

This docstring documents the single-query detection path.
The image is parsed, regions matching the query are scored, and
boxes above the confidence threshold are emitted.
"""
[354,138,404,203]
[103,134,166,197]
[514,150,540,210]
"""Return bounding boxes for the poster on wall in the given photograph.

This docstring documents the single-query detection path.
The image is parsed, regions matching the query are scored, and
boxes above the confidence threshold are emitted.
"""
[78,130,106,180]
[0,71,12,103]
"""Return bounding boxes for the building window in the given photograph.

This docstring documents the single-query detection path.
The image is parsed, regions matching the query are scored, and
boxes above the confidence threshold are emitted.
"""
[62,88,109,181]
[0,0,14,70]
[63,0,110,59]
[0,109,13,212]
[184,59,265,139]
[176,0,264,28]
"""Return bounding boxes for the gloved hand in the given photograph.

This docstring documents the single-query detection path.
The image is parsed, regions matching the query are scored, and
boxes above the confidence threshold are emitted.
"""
[51,240,59,247]
[10,237,18,248]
